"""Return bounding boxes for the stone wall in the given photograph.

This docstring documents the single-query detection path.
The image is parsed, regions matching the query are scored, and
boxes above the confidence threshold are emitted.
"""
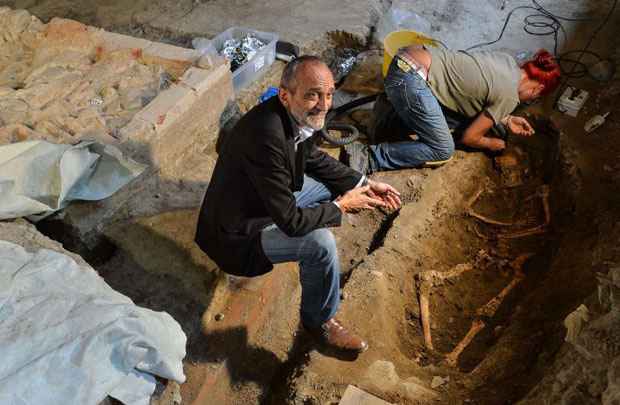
[13,17,237,259]
[517,221,620,405]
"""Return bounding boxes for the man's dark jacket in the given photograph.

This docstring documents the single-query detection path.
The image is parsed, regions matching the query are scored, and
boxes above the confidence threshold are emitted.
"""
[195,96,362,277]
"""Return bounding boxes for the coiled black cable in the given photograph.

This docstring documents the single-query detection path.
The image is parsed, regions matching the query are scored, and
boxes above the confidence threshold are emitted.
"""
[465,0,617,80]
[318,94,378,146]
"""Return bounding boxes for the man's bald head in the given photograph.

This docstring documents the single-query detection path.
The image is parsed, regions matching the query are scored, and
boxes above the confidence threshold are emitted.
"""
[280,55,331,92]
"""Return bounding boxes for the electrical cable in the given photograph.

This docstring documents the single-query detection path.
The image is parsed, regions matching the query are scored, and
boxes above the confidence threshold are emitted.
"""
[560,0,617,79]
[465,0,617,80]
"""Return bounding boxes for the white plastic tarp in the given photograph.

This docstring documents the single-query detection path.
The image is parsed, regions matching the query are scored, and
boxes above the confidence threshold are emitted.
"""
[0,140,146,221]
[0,240,187,405]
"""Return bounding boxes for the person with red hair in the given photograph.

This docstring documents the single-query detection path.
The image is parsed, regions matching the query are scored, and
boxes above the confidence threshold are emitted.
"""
[520,50,562,97]
[343,47,561,174]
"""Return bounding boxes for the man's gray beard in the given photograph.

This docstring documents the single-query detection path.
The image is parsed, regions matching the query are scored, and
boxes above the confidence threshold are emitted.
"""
[303,113,326,130]
[290,109,325,130]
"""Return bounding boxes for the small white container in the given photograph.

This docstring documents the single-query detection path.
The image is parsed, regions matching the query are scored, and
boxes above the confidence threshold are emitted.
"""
[557,86,589,117]
[209,27,278,93]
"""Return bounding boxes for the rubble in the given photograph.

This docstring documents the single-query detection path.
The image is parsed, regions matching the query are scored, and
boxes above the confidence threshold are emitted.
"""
[363,360,438,401]
[0,12,176,145]
[339,385,392,405]
[430,376,449,389]
[517,266,620,405]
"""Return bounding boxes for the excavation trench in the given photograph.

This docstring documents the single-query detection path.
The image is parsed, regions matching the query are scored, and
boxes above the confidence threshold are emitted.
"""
[30,91,591,404]
[270,115,588,405]
[14,17,584,399]
[34,113,579,405]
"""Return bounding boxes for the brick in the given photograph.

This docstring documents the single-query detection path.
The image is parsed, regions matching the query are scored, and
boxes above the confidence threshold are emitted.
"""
[118,116,155,145]
[196,53,228,70]
[180,62,232,97]
[91,30,153,53]
[179,67,212,94]
[132,84,197,135]
[143,42,202,63]
[192,266,298,404]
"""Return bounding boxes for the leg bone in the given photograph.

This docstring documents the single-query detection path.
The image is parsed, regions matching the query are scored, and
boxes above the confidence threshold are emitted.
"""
[444,319,486,366]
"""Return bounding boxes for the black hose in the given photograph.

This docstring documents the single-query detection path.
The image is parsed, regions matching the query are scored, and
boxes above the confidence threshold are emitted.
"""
[327,94,378,120]
[318,94,379,146]
[319,122,360,146]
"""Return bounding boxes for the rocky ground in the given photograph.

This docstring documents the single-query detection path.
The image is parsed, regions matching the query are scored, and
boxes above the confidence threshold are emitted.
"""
[0,9,182,145]
[1,0,619,404]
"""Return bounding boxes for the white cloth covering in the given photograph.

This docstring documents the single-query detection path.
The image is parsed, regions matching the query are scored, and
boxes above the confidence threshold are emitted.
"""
[0,240,187,405]
[0,140,146,221]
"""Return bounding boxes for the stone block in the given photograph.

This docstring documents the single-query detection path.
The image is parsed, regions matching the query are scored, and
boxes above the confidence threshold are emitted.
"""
[90,29,152,53]
[364,360,400,392]
[339,385,392,405]
[180,63,231,96]
[132,84,197,135]
[197,53,228,70]
[402,377,438,400]
[149,66,232,179]
[143,42,202,63]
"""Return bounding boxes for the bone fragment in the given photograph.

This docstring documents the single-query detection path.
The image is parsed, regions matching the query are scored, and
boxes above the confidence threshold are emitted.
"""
[476,276,524,318]
[510,253,534,274]
[444,319,485,366]
[416,264,475,351]
[498,225,547,239]
[417,282,433,350]
[419,263,475,284]
[466,187,516,226]
[539,185,551,225]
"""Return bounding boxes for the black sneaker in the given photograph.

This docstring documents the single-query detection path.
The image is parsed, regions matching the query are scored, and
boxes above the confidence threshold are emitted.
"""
[343,142,370,175]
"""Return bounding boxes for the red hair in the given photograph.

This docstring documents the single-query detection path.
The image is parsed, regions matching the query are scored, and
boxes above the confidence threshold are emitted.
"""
[522,49,561,95]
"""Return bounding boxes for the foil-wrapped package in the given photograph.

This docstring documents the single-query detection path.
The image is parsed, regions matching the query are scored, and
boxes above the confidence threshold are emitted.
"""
[221,34,266,71]
[329,48,358,82]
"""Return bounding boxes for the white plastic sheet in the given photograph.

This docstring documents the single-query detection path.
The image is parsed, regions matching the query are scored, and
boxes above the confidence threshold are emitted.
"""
[374,2,432,45]
[0,140,146,221]
[0,240,187,405]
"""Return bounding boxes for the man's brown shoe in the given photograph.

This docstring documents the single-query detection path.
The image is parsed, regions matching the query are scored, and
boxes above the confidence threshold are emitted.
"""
[306,318,369,353]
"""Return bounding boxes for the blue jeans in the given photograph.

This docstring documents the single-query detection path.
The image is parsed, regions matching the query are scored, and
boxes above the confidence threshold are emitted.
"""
[368,55,455,171]
[260,175,340,328]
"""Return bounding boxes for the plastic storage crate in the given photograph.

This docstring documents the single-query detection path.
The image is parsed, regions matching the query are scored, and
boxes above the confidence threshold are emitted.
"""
[210,27,278,92]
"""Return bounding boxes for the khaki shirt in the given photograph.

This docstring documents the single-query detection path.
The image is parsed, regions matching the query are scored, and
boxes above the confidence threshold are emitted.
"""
[426,47,521,124]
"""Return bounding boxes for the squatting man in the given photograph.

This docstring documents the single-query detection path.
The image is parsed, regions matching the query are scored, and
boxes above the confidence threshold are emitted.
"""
[196,56,402,353]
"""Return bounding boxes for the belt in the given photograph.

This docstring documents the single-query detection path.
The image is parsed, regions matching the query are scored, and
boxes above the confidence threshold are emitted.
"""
[395,52,428,81]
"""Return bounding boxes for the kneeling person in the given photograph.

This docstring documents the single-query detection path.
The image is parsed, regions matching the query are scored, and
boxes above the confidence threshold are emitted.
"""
[195,56,401,353]
[345,47,561,174]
